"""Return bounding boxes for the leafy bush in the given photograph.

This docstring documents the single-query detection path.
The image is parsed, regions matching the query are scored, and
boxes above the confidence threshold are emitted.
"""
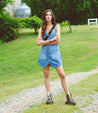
[60,20,69,26]
[29,15,42,34]
[18,15,42,34]
[60,20,72,32]
[18,17,30,28]
[0,11,20,43]
[0,13,42,44]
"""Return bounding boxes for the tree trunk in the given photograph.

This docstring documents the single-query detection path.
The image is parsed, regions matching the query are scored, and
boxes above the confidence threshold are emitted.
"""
[68,21,72,32]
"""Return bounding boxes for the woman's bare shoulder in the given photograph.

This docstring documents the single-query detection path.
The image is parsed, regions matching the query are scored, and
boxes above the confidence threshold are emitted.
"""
[56,24,60,30]
[56,24,60,27]
[39,26,42,31]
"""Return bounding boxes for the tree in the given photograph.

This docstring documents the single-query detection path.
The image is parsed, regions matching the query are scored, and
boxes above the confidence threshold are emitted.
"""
[0,0,14,13]
[30,15,42,34]
[22,0,98,24]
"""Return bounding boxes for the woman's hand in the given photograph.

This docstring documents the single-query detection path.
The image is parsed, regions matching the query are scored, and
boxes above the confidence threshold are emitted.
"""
[37,36,43,45]
[37,36,52,46]
[55,34,60,43]
[50,37,56,41]
[37,36,42,41]
[50,34,60,43]
[38,37,43,43]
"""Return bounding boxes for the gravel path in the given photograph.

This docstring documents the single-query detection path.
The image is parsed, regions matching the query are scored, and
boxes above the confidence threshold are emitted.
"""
[80,93,98,113]
[0,71,98,113]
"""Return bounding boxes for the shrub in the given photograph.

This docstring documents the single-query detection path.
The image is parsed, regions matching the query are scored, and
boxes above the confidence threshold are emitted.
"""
[29,15,42,34]
[18,17,30,28]
[60,20,72,32]
[18,15,42,34]
[60,20,69,26]
[0,11,20,43]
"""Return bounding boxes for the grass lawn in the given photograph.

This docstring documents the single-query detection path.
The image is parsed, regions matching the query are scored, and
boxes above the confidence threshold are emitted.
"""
[23,73,98,113]
[0,24,98,101]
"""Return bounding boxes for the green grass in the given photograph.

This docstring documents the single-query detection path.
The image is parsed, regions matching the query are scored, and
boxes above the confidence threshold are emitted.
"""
[0,25,98,101]
[22,73,98,113]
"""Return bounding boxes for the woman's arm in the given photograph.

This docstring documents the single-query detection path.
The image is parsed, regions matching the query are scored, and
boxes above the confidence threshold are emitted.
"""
[48,24,61,45]
[37,24,61,46]
[37,27,51,46]
[48,35,60,45]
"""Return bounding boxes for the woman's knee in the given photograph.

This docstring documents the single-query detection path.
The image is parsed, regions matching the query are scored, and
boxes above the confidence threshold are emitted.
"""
[59,73,65,79]
[55,65,65,79]
[43,70,50,78]
[43,65,50,78]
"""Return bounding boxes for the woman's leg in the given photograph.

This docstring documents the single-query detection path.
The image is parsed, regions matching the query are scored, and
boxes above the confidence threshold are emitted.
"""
[43,64,53,104]
[43,64,51,93]
[55,65,69,94]
[55,65,76,105]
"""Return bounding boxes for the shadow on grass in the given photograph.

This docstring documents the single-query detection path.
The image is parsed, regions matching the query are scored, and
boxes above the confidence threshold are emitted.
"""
[19,32,38,36]
[17,32,38,40]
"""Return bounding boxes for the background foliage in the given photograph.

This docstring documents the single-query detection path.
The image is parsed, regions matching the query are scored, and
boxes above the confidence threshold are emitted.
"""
[22,0,98,24]
[0,0,42,43]
[0,0,14,13]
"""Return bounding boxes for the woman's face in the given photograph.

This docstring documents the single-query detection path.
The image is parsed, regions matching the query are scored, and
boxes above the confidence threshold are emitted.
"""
[45,11,52,22]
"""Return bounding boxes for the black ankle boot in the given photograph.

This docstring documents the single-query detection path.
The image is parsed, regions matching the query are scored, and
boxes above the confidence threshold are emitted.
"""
[65,93,76,105]
[46,93,54,104]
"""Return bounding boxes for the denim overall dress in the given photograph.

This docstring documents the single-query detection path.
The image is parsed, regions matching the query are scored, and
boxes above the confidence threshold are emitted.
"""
[37,25,62,68]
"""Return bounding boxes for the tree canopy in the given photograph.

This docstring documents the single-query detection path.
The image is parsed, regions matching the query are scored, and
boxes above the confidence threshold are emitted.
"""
[0,0,13,13]
[22,0,98,24]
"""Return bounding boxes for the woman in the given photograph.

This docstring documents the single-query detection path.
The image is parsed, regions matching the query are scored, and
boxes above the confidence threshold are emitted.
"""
[37,9,76,105]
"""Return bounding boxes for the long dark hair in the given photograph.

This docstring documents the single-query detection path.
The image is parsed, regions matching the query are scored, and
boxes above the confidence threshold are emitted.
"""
[41,9,57,36]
